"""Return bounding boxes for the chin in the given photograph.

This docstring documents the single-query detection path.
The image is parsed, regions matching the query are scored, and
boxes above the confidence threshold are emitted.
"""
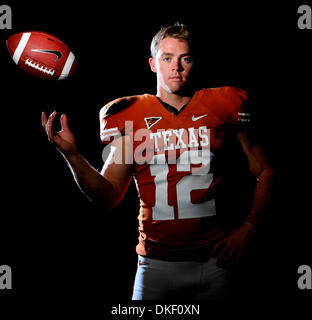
[172,85,192,95]
[169,84,185,94]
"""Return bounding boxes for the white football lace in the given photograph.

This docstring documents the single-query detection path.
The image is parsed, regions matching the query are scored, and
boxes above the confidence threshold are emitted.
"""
[25,58,55,76]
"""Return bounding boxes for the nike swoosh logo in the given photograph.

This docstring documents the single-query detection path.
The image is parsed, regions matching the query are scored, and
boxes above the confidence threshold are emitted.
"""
[192,114,208,121]
[32,49,63,61]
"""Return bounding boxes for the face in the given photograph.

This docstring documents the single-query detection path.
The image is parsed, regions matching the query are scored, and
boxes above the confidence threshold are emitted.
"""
[149,37,194,95]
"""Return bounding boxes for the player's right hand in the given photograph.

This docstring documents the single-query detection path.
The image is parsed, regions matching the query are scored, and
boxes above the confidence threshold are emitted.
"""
[42,111,77,156]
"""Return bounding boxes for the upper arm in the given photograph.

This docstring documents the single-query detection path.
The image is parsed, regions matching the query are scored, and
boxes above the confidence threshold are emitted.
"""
[236,130,273,178]
[100,136,134,207]
[99,98,137,208]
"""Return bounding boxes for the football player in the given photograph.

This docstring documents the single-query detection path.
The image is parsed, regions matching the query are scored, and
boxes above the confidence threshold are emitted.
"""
[42,23,274,300]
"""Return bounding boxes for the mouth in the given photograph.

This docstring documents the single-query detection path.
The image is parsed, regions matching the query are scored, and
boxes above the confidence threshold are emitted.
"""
[169,76,183,82]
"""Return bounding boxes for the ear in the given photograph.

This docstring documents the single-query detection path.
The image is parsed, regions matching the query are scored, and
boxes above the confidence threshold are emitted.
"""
[149,57,157,73]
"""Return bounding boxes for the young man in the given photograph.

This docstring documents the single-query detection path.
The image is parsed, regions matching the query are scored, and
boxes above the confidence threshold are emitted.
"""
[42,23,274,300]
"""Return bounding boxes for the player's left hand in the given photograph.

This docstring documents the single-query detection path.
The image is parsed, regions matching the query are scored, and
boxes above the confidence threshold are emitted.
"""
[211,222,256,268]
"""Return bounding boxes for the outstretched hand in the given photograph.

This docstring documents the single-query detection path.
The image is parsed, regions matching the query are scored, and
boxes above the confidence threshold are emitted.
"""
[42,111,77,156]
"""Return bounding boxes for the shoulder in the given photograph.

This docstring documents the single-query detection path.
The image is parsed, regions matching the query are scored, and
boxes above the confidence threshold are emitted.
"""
[196,87,250,127]
[99,94,155,144]
[200,86,248,102]
[99,94,154,119]
[201,86,249,116]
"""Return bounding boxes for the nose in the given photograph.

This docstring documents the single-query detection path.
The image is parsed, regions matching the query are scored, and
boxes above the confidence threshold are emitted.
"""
[171,58,183,72]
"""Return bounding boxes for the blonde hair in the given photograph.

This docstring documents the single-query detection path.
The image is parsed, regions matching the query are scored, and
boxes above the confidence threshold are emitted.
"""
[150,22,192,58]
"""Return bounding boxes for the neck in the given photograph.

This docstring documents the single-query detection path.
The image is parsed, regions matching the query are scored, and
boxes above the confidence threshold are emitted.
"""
[156,87,194,111]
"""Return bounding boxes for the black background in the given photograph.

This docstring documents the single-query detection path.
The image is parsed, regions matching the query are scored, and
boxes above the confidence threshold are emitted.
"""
[0,0,311,317]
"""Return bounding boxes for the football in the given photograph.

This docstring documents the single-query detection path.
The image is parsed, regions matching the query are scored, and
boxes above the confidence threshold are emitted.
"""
[6,31,77,80]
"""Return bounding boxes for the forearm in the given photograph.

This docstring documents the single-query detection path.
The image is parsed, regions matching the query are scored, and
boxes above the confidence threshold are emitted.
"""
[63,151,115,207]
[244,168,275,228]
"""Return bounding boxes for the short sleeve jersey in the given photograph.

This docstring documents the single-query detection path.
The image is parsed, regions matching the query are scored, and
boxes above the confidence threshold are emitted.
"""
[100,87,249,260]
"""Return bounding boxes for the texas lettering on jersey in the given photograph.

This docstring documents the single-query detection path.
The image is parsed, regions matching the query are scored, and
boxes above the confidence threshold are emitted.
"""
[99,87,250,260]
[102,122,210,168]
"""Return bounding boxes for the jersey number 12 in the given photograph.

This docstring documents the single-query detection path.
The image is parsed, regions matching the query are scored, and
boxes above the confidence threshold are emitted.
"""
[149,149,216,220]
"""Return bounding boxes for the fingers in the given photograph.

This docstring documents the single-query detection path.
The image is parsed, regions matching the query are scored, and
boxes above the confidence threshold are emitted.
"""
[217,245,236,264]
[43,111,57,142]
[217,243,231,259]
[211,239,225,258]
[41,111,47,128]
[60,113,69,130]
[211,238,240,267]
[47,111,57,137]
[214,243,234,268]
[42,112,69,131]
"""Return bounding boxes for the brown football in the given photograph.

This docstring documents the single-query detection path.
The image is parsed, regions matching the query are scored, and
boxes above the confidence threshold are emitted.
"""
[7,31,77,80]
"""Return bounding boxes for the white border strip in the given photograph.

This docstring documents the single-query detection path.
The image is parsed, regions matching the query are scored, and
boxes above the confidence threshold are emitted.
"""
[58,51,75,80]
[12,32,31,64]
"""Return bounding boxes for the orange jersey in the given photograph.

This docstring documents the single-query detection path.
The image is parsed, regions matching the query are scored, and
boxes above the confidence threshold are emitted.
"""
[100,87,249,260]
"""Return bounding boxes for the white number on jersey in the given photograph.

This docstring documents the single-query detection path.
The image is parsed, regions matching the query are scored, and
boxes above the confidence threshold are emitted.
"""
[149,149,216,220]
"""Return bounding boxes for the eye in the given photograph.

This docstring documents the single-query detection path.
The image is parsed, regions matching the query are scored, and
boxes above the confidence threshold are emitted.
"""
[163,57,171,62]
[182,56,192,63]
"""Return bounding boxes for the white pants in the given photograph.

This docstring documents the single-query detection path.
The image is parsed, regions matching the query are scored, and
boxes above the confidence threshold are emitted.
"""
[132,255,233,300]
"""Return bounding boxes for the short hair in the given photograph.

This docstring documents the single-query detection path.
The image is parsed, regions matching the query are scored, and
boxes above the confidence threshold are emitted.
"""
[150,22,193,58]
